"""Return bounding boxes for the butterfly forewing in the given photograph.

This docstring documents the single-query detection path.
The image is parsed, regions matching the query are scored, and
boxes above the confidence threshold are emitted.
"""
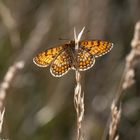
[33,45,63,67]
[80,40,113,57]
[76,47,95,71]
[50,50,73,77]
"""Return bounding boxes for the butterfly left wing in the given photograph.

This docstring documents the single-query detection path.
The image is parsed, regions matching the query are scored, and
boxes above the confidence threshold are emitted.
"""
[80,40,113,58]
[33,45,63,67]
[50,50,73,77]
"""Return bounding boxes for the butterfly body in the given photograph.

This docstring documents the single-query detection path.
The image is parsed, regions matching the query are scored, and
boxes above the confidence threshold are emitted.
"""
[33,40,113,77]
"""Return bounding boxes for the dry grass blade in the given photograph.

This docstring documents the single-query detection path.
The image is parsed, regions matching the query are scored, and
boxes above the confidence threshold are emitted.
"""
[74,27,85,140]
[0,107,5,133]
[116,21,140,103]
[74,70,84,140]
[108,21,140,140]
[0,61,24,134]
[104,21,140,140]
[122,21,140,90]
[0,9,53,134]
[109,102,121,140]
[0,61,24,109]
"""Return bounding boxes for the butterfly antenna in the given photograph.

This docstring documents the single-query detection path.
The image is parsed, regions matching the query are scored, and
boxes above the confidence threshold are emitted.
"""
[58,38,70,41]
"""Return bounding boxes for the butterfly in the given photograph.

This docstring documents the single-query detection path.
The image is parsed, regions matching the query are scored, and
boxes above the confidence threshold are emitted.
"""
[33,40,113,77]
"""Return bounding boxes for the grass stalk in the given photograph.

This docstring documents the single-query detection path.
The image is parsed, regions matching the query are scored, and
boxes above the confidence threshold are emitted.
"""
[74,27,85,140]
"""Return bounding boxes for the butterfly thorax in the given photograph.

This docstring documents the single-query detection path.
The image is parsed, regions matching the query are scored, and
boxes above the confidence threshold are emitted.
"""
[64,40,84,69]
[66,40,80,53]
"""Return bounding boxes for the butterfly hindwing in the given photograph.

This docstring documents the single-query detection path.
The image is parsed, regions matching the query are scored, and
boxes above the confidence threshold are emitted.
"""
[76,47,95,71]
[33,45,63,67]
[80,40,113,57]
[50,50,72,77]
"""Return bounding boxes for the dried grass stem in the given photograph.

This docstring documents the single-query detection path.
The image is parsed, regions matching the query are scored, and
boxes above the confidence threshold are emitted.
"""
[74,27,85,140]
[74,70,84,140]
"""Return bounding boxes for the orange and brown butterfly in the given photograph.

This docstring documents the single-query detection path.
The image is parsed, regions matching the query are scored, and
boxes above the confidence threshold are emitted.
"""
[33,40,113,77]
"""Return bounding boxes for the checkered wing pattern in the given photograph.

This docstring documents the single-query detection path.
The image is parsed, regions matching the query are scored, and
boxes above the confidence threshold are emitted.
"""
[80,40,113,57]
[50,50,72,77]
[77,47,95,71]
[33,46,63,67]
[33,40,113,77]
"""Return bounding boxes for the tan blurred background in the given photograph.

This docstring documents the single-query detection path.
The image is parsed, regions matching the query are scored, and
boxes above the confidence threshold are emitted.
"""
[0,0,140,140]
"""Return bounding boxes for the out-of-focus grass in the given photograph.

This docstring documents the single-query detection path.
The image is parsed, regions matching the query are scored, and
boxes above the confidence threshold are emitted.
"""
[0,0,140,140]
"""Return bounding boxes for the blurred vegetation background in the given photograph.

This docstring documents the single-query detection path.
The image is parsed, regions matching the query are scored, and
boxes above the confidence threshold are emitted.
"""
[0,0,140,140]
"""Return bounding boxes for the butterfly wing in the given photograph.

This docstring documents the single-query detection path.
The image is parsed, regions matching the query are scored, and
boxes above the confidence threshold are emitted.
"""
[33,45,63,67]
[50,50,73,77]
[80,40,113,58]
[76,47,95,71]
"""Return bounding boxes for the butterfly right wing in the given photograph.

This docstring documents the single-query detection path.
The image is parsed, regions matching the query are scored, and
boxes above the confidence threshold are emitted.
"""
[33,45,63,67]
[76,47,95,71]
[80,40,113,58]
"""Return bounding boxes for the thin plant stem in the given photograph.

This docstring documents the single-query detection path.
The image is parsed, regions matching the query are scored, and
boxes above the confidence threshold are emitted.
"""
[74,27,85,140]
[0,9,53,134]
[106,21,140,140]
[74,70,84,140]
[115,21,140,105]
[109,101,121,140]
